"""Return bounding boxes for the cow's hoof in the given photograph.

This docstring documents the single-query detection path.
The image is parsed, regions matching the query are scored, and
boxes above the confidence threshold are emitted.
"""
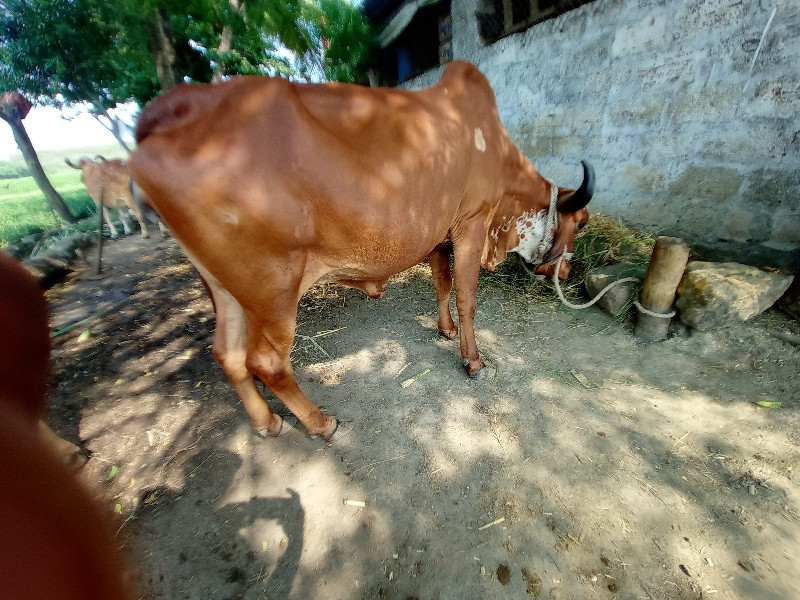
[254,414,292,438]
[463,359,492,379]
[438,327,458,340]
[321,416,340,441]
[63,448,90,469]
[327,420,354,442]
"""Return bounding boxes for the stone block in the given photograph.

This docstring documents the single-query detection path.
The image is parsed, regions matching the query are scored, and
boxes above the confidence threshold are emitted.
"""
[721,208,772,243]
[667,166,742,202]
[619,164,666,195]
[612,14,667,58]
[665,84,739,123]
[551,135,585,156]
[585,263,647,316]
[770,213,800,248]
[676,0,747,34]
[746,77,800,119]
[676,261,795,330]
[610,96,666,127]
[700,125,789,161]
[744,168,800,210]
[634,48,697,89]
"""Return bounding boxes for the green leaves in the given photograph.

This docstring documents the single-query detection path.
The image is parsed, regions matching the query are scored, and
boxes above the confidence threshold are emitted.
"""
[1,0,375,117]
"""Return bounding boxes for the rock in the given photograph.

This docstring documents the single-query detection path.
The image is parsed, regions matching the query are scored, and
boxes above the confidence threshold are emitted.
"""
[20,233,42,246]
[676,261,794,330]
[1,239,36,259]
[23,232,96,288]
[585,262,646,315]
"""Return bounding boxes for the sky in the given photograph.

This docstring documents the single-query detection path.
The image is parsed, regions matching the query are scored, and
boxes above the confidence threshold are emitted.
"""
[0,103,137,160]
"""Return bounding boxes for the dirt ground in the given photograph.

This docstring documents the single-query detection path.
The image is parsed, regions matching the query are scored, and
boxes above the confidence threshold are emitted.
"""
[44,234,800,600]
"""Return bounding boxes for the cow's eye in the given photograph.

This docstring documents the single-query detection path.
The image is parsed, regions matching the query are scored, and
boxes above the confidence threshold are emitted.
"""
[577,221,587,230]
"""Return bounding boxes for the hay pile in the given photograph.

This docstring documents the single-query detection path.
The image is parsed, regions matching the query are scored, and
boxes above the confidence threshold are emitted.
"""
[482,213,655,305]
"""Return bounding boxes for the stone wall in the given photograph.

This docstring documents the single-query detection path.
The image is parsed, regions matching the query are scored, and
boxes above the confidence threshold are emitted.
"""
[402,0,800,270]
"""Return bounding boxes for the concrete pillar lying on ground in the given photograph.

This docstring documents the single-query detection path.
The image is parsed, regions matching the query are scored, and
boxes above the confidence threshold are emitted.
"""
[635,236,690,341]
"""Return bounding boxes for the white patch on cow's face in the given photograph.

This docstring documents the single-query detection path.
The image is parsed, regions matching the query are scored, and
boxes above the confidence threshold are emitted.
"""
[474,128,486,152]
[507,209,550,265]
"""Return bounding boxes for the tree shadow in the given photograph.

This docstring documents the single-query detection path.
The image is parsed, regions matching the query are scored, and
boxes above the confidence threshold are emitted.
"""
[43,235,800,600]
[129,448,306,600]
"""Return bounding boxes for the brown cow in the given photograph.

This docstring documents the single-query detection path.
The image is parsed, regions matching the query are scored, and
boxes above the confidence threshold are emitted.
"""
[0,252,132,599]
[130,60,593,440]
[65,156,165,239]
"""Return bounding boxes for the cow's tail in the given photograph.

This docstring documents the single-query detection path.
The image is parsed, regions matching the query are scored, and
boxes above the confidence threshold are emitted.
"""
[135,83,230,143]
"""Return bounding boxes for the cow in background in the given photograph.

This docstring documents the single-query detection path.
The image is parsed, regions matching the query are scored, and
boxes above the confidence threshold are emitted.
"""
[0,252,132,599]
[130,60,593,441]
[65,155,166,239]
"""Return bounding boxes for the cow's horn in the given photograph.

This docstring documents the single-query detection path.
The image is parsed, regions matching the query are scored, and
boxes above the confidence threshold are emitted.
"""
[64,157,81,169]
[556,160,594,213]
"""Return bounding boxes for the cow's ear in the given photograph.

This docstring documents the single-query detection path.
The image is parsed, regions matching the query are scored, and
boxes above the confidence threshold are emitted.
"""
[557,160,594,213]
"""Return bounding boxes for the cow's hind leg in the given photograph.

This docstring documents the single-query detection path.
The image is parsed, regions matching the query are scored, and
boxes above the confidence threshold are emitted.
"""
[130,207,150,239]
[246,312,338,440]
[428,243,458,339]
[208,284,283,436]
[102,207,120,239]
[118,207,135,236]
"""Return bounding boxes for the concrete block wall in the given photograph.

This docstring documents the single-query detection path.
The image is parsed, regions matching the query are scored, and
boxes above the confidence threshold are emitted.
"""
[403,0,800,269]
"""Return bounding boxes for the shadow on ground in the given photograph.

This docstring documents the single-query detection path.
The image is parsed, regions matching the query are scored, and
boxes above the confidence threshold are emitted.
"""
[46,235,800,600]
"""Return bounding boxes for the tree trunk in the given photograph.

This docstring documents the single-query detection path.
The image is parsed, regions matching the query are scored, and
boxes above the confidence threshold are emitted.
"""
[0,96,76,224]
[211,24,234,83]
[211,0,246,83]
[147,9,177,91]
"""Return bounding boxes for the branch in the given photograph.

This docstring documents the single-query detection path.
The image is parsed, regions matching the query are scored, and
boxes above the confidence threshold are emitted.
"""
[89,109,131,154]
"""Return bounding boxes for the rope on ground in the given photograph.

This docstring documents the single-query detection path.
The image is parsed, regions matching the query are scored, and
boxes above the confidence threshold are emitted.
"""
[550,251,675,318]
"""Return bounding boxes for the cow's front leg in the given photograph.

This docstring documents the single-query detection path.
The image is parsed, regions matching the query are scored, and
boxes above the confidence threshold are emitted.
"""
[452,231,486,377]
[427,243,458,339]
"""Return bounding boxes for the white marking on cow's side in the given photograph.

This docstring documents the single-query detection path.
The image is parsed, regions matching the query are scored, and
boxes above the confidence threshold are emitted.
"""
[474,128,486,152]
[220,209,240,225]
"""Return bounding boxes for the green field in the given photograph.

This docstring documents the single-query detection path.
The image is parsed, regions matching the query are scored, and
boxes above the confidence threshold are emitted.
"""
[0,144,127,246]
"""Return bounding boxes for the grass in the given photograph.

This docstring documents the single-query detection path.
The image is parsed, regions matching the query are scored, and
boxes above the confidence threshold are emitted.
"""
[0,144,127,247]
[0,144,126,178]
[0,172,95,246]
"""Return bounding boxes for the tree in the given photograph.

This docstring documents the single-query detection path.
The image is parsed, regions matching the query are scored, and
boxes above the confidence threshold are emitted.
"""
[0,92,76,223]
[0,0,374,227]
[316,0,374,84]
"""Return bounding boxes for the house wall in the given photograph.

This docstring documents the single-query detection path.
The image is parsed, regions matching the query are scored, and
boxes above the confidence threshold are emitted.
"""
[403,0,800,269]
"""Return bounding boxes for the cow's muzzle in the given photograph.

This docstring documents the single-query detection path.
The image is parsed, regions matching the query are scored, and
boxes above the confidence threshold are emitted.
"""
[519,255,571,280]
[520,247,572,280]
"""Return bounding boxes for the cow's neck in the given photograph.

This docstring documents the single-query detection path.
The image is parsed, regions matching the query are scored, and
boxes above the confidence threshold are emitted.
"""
[481,146,559,271]
[506,184,559,267]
